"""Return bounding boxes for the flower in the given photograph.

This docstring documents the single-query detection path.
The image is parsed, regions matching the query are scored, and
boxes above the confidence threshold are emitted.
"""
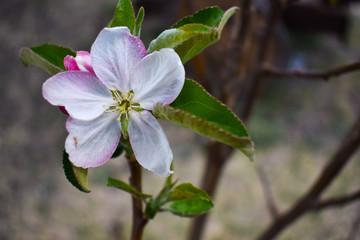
[42,27,185,177]
[64,51,94,73]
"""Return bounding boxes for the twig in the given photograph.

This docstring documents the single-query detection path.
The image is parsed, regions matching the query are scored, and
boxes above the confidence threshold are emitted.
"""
[257,165,279,219]
[187,1,252,239]
[311,189,360,210]
[257,113,360,240]
[240,0,282,122]
[262,61,360,80]
[187,141,232,240]
[127,155,148,240]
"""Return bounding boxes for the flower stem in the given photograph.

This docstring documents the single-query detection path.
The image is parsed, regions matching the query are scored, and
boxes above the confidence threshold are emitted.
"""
[127,154,148,240]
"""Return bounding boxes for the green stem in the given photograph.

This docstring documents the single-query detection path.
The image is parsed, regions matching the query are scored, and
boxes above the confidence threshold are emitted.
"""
[127,154,148,240]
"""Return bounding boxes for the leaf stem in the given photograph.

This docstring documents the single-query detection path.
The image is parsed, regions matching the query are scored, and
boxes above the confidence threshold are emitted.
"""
[127,154,148,240]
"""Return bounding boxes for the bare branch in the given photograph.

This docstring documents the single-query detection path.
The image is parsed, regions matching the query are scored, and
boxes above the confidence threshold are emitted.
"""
[257,113,360,240]
[240,0,283,122]
[187,1,252,239]
[262,61,360,80]
[311,189,360,210]
[257,165,279,220]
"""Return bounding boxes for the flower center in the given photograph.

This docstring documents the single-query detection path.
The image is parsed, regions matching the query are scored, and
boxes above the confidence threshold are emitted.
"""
[104,88,143,119]
[103,88,143,138]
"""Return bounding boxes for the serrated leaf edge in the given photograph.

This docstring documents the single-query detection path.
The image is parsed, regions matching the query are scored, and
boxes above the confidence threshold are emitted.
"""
[153,104,254,160]
[172,6,223,28]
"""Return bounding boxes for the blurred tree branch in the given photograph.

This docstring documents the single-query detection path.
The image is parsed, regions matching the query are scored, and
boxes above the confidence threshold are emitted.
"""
[257,165,279,220]
[257,113,360,240]
[262,61,360,80]
[187,0,252,239]
[311,189,360,210]
[240,0,283,122]
[186,1,359,240]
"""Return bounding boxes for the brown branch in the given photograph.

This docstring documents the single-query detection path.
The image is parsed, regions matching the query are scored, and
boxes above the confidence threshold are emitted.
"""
[127,155,148,240]
[311,189,360,210]
[240,0,283,122]
[257,165,279,219]
[262,61,360,80]
[187,141,232,240]
[257,113,360,240]
[187,1,252,239]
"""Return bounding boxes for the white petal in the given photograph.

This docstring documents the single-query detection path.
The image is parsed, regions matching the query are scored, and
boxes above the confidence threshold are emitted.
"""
[43,71,113,121]
[131,48,185,110]
[128,111,173,177]
[91,27,146,92]
[65,114,121,168]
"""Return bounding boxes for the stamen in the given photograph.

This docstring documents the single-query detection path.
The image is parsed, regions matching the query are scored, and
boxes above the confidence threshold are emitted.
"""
[106,88,143,122]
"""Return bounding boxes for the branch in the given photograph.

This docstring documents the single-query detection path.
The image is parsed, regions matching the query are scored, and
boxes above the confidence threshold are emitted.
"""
[240,0,283,122]
[187,1,252,239]
[257,166,279,219]
[311,189,360,210]
[127,154,148,240]
[257,113,360,240]
[262,61,360,80]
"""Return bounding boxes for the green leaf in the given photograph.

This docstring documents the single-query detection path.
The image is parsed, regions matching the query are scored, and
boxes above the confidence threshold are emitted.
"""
[145,174,177,219]
[153,79,255,160]
[134,6,144,37]
[167,183,213,217]
[63,151,90,193]
[147,6,239,63]
[20,44,75,75]
[108,0,136,33]
[173,6,224,28]
[107,177,152,200]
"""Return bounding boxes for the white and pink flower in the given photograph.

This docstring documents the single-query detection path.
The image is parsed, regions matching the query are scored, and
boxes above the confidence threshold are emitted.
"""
[43,27,185,177]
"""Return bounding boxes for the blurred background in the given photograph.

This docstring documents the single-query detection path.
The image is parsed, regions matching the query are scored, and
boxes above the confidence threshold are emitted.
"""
[0,0,359,239]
